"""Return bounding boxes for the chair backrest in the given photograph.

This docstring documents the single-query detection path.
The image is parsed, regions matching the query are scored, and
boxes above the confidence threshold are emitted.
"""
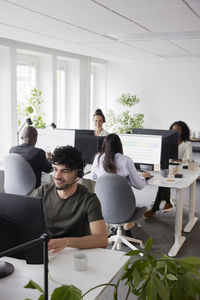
[4,153,36,195]
[94,174,136,224]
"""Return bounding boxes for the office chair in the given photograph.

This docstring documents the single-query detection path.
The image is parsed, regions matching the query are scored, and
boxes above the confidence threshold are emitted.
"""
[95,174,146,252]
[4,153,36,195]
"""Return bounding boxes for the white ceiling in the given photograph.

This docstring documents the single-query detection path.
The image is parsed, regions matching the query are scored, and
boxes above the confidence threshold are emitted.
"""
[0,0,200,62]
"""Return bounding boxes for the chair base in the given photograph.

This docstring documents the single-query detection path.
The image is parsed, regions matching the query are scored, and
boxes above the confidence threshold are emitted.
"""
[108,227,144,256]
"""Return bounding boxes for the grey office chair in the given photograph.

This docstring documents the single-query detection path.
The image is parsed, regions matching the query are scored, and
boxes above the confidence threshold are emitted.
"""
[4,153,36,195]
[95,174,146,252]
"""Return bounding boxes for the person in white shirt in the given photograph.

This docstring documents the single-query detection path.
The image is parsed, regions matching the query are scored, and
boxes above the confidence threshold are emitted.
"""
[93,109,109,137]
[144,120,192,218]
[91,133,150,230]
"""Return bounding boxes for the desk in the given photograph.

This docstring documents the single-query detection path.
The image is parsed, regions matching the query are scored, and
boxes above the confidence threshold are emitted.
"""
[0,248,128,300]
[147,166,200,257]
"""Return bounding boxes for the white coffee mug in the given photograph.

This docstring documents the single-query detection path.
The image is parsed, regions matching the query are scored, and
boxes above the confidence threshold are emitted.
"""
[73,252,88,271]
[195,131,200,139]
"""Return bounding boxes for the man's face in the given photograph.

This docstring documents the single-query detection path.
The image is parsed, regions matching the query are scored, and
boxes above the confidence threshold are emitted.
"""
[53,164,78,190]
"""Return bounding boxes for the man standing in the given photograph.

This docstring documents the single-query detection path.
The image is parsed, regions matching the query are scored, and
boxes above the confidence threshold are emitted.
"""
[32,145,108,252]
[9,126,52,188]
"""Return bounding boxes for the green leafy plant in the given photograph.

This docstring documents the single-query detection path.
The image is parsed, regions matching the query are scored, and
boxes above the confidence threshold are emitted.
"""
[118,237,200,300]
[106,93,144,133]
[24,237,200,300]
[17,88,46,128]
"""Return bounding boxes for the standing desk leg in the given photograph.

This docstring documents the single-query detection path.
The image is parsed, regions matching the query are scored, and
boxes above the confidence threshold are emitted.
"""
[184,180,198,232]
[168,189,186,257]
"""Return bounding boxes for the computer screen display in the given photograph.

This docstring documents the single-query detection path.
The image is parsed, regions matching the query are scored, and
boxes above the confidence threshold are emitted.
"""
[119,134,162,166]
[132,128,179,168]
[132,128,178,159]
[36,128,75,151]
[0,193,45,264]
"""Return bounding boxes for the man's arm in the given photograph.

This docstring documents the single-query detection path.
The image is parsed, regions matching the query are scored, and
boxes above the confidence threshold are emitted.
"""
[39,149,52,173]
[48,220,108,253]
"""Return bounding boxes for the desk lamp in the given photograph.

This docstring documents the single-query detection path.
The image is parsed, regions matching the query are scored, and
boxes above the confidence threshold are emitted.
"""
[17,118,32,145]
[45,122,56,129]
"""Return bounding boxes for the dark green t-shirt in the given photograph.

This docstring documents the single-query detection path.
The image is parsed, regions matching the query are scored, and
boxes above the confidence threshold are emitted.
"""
[32,183,103,238]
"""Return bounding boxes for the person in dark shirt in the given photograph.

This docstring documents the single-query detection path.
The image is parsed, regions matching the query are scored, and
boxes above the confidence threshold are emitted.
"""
[9,126,52,188]
[32,145,108,252]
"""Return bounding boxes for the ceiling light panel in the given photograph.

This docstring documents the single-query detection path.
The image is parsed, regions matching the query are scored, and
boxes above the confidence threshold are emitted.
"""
[127,40,188,56]
[8,0,147,34]
[173,38,200,53]
[96,0,200,32]
[0,1,118,44]
[83,41,158,59]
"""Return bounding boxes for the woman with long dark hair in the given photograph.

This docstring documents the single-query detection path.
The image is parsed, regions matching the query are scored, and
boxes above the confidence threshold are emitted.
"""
[91,133,150,230]
[144,120,192,218]
[91,133,150,189]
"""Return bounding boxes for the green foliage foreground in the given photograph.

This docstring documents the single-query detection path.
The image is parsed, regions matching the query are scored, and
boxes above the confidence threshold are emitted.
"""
[24,237,200,300]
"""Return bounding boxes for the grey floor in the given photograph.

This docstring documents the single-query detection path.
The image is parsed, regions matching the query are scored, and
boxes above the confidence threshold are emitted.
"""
[96,181,200,300]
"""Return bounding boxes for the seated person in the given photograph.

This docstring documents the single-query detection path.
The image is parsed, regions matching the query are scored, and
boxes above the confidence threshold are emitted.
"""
[91,133,150,230]
[144,120,192,218]
[93,108,109,136]
[9,126,52,188]
[32,146,108,253]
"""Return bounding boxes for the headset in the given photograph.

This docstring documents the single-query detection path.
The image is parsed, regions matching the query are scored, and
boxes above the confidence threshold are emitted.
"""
[77,170,84,179]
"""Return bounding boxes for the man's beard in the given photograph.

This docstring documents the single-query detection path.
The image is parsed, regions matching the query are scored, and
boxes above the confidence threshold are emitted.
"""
[55,183,74,190]
[55,176,79,190]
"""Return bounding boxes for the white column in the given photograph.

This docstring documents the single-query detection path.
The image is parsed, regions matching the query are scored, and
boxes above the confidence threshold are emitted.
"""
[79,57,90,129]
[0,45,17,154]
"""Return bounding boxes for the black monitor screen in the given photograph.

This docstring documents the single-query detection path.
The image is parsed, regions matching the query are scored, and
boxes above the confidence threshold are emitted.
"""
[132,128,178,169]
[0,193,45,264]
[75,135,105,164]
[75,129,94,136]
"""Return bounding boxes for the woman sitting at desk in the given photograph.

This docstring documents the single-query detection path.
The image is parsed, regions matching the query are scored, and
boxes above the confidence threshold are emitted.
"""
[144,120,192,219]
[91,133,150,230]
[93,109,109,136]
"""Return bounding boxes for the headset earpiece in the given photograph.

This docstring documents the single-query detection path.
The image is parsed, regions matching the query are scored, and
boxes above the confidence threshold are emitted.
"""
[77,170,84,178]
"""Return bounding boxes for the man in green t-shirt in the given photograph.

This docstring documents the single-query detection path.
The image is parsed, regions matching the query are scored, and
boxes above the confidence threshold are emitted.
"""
[32,145,107,253]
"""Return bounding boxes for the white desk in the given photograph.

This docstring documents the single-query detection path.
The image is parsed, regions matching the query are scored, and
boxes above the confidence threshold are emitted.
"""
[147,166,200,257]
[0,248,128,300]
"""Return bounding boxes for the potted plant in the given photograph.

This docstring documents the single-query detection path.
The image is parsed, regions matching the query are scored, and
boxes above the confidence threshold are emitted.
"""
[24,237,200,300]
[17,88,46,128]
[106,93,144,133]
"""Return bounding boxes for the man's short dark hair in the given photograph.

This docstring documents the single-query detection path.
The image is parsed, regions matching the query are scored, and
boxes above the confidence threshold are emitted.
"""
[22,126,38,140]
[52,146,85,171]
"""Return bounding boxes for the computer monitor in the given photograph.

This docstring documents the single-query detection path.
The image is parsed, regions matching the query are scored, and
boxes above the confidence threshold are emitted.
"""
[75,135,105,164]
[75,129,94,136]
[119,134,162,169]
[36,128,75,151]
[0,193,45,266]
[132,128,179,169]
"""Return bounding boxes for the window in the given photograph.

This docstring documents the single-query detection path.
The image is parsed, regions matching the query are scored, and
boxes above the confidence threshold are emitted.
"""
[57,66,65,128]
[17,55,37,105]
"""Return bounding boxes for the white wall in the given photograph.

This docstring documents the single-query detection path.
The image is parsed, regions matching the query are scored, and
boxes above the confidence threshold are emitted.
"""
[0,46,17,154]
[107,60,200,133]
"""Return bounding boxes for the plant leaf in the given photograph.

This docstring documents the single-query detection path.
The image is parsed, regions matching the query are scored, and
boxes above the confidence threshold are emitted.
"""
[125,250,143,256]
[154,277,169,300]
[24,280,44,293]
[144,237,153,254]
[166,274,178,281]
[51,285,82,300]
[178,256,200,265]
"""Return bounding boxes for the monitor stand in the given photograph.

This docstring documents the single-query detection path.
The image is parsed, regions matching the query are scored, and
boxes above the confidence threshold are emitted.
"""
[0,261,14,278]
